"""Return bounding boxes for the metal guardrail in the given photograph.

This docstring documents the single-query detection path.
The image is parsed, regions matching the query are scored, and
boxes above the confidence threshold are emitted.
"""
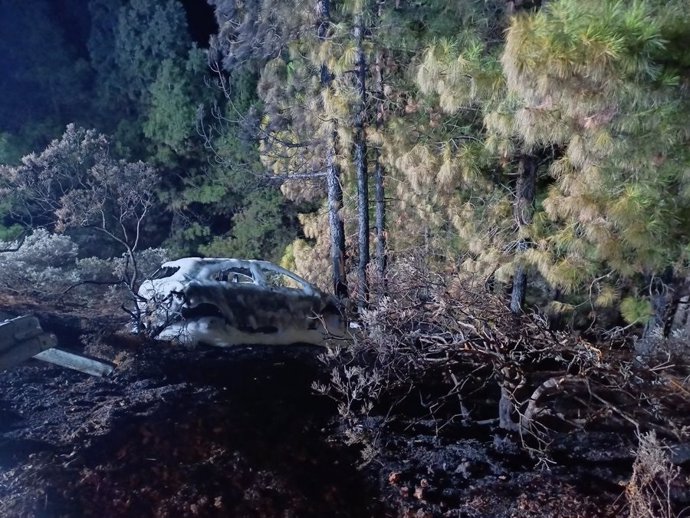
[34,348,114,377]
[0,315,114,377]
[0,315,57,371]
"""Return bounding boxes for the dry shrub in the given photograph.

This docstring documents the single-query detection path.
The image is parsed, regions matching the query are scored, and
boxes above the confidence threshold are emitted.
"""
[313,255,447,466]
[0,230,79,296]
[317,254,690,470]
[626,432,681,518]
[0,230,168,323]
[316,254,606,465]
[312,346,386,467]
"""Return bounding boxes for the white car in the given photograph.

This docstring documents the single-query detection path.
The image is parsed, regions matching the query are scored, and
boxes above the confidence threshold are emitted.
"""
[137,257,344,347]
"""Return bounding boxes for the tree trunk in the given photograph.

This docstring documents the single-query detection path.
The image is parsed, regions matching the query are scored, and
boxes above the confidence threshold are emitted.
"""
[510,264,528,315]
[327,133,348,299]
[507,0,543,314]
[498,385,518,431]
[373,1,387,299]
[373,152,385,293]
[668,278,690,337]
[354,9,370,309]
[510,155,536,314]
[318,0,348,299]
[640,271,677,352]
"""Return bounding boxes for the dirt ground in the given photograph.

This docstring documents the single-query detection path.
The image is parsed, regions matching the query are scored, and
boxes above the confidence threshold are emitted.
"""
[0,312,685,517]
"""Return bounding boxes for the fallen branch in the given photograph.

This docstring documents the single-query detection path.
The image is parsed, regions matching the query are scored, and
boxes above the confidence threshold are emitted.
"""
[520,375,588,434]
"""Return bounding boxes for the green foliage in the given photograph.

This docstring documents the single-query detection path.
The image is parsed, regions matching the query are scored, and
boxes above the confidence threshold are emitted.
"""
[199,189,294,262]
[279,242,297,272]
[0,0,93,156]
[0,223,23,242]
[86,0,196,158]
[503,0,690,310]
[620,296,654,326]
[144,48,217,163]
[144,58,198,159]
[113,0,190,104]
[0,133,25,166]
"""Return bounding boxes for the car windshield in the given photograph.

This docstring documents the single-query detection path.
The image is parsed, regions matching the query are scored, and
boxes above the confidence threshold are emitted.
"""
[151,266,181,280]
[262,270,304,290]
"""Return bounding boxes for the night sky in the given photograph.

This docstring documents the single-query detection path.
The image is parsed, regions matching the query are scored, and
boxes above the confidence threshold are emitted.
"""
[180,0,218,47]
[49,0,218,50]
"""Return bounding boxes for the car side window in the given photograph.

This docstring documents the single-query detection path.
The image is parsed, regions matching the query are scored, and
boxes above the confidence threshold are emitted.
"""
[211,266,255,283]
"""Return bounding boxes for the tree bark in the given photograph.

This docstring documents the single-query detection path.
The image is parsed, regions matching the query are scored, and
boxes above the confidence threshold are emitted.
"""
[498,385,519,431]
[640,271,678,350]
[318,0,348,299]
[373,0,387,299]
[373,144,385,293]
[354,9,370,309]
[327,133,349,299]
[668,278,690,337]
[510,155,536,314]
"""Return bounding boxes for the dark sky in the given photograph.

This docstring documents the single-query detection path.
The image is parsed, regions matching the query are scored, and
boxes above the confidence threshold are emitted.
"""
[47,0,218,50]
[52,0,92,56]
[180,0,218,47]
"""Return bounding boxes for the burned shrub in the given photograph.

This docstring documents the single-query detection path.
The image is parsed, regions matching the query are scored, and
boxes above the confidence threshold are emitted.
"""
[316,256,690,472]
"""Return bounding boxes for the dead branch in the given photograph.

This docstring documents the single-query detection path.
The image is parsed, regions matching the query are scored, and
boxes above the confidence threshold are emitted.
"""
[520,376,588,434]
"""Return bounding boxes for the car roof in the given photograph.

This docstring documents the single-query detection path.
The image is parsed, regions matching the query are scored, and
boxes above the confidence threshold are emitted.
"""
[159,257,318,295]
[163,257,247,269]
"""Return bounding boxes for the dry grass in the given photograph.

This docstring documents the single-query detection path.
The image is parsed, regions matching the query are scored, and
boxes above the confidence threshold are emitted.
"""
[626,432,683,518]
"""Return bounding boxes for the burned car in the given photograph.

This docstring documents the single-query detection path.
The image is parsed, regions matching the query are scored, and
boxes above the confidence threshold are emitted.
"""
[137,258,344,347]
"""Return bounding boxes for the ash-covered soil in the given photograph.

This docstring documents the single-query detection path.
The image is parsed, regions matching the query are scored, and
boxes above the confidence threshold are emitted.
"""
[0,318,673,517]
[0,343,384,517]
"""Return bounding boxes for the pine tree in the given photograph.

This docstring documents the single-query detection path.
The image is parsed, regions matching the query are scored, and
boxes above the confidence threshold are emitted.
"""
[412,1,520,284]
[88,0,193,158]
[319,0,350,299]
[353,1,370,308]
[503,0,690,335]
[510,155,537,313]
[372,0,387,296]
[144,47,216,164]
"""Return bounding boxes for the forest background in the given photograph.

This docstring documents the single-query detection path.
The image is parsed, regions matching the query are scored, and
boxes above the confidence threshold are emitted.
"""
[0,0,689,339]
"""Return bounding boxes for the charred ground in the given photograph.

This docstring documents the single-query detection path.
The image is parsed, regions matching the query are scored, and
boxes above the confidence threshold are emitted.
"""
[0,339,380,517]
[0,291,688,517]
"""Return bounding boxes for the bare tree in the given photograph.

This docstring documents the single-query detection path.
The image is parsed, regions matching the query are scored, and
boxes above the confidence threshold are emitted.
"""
[0,124,160,293]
